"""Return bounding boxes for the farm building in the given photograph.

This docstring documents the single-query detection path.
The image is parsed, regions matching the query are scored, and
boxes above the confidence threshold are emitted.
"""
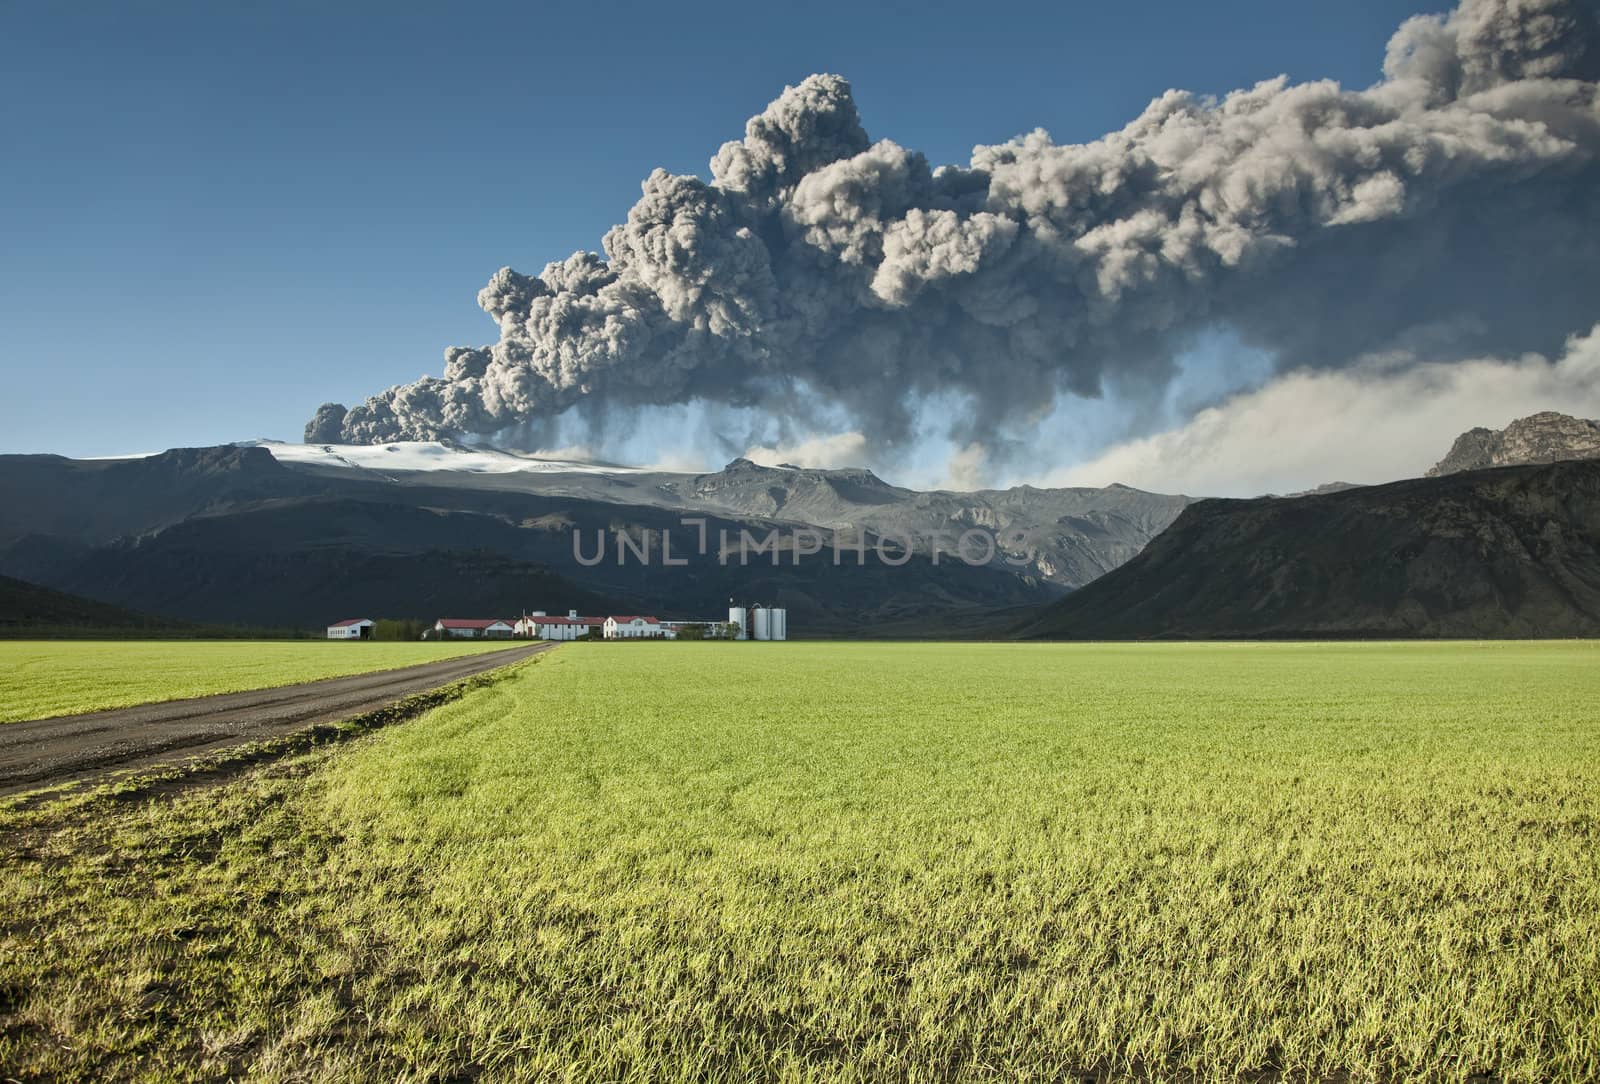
[513,612,604,640]
[326,618,374,640]
[418,607,761,643]
[604,616,666,639]
[433,618,515,640]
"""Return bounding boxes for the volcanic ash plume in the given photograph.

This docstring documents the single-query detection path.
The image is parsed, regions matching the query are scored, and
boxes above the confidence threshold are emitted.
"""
[309,0,1600,453]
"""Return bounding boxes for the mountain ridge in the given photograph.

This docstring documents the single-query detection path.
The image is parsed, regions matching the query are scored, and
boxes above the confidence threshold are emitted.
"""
[0,445,1086,633]
[2,442,1191,593]
[1016,458,1600,640]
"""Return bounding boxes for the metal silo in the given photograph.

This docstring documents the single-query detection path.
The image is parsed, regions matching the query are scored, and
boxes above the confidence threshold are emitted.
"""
[728,605,748,640]
[771,608,787,641]
[753,606,771,641]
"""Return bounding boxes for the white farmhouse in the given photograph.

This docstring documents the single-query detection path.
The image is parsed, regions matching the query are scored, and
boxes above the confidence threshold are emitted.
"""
[514,614,603,641]
[326,618,375,640]
[604,615,666,639]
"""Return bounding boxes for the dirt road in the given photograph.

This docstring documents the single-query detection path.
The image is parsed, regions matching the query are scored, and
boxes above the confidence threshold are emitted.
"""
[0,642,553,797]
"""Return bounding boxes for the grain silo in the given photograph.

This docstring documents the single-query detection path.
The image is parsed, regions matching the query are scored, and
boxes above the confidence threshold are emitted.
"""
[752,606,771,641]
[727,605,748,641]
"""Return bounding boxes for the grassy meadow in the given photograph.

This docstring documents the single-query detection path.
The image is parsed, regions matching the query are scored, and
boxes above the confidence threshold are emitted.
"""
[0,639,524,722]
[3,641,1598,1080]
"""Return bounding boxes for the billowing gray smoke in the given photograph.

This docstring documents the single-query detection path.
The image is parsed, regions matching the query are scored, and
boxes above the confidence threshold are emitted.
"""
[308,0,1600,451]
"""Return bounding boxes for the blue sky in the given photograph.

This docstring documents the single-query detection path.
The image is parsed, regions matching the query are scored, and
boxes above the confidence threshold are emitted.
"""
[1,0,1439,460]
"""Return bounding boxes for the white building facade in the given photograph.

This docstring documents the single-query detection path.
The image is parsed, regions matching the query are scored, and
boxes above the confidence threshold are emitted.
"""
[604,616,666,639]
[326,618,374,640]
[434,618,515,639]
[514,614,603,640]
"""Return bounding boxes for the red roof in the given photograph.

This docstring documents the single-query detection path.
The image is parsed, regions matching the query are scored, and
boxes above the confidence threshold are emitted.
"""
[329,618,372,627]
[521,615,605,626]
[608,616,659,624]
[437,618,513,629]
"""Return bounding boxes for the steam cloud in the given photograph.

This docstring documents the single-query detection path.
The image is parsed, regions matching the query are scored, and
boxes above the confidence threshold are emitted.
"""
[308,0,1600,459]
[1051,323,1600,496]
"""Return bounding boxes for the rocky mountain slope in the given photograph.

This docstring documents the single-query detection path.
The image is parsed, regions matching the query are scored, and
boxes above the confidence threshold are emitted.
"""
[258,442,1192,589]
[1427,411,1600,476]
[658,458,1190,586]
[1015,459,1600,640]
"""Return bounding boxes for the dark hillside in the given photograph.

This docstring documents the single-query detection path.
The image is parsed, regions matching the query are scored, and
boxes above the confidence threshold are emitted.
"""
[1016,459,1600,640]
[0,574,196,637]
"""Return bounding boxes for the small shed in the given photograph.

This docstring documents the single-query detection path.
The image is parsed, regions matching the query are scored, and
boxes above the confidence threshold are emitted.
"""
[327,618,375,640]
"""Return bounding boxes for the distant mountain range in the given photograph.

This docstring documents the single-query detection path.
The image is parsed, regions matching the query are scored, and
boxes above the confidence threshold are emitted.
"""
[259,441,1194,589]
[4,411,1598,639]
[0,443,1188,633]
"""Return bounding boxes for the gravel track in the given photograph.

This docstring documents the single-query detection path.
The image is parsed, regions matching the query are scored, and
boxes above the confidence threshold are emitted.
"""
[0,642,553,797]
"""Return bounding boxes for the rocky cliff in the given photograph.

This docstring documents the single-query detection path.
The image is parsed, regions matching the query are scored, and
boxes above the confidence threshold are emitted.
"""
[1427,412,1600,476]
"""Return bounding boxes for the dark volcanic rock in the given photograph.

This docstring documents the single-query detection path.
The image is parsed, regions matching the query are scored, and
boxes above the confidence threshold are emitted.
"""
[1427,411,1600,476]
[1016,459,1600,640]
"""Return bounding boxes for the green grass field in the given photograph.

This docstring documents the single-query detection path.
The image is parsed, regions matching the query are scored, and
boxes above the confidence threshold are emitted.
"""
[3,642,1598,1080]
[0,639,524,722]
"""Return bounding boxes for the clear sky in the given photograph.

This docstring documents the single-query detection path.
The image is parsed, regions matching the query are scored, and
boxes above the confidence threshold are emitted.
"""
[1,0,1441,461]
